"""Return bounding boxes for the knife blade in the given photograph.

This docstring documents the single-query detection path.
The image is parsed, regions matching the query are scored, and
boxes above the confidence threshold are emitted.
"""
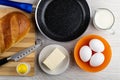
[0,44,41,66]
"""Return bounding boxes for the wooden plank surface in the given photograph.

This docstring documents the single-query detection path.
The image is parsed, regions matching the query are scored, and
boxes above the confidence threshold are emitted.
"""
[0,8,36,76]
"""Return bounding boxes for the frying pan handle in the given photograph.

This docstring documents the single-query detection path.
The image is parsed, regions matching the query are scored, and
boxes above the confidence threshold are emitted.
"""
[0,0,32,13]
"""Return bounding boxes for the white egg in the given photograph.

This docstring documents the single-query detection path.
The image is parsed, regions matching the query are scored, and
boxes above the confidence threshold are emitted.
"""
[90,53,105,67]
[79,46,92,62]
[89,39,105,52]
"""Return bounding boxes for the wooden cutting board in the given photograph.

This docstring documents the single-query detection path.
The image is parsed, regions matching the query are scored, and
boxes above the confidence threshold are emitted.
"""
[0,8,36,76]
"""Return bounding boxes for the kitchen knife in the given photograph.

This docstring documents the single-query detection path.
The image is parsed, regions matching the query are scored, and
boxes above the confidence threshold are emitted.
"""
[0,44,41,66]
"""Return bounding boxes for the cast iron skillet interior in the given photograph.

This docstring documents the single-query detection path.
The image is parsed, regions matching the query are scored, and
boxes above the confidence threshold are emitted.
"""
[36,0,90,42]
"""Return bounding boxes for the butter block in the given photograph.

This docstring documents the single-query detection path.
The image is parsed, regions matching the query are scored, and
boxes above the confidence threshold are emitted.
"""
[43,48,66,70]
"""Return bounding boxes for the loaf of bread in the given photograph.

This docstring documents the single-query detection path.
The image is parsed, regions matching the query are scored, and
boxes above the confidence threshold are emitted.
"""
[0,12,31,53]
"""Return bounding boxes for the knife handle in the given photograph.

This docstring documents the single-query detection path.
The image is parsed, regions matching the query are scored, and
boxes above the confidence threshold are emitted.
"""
[0,57,10,66]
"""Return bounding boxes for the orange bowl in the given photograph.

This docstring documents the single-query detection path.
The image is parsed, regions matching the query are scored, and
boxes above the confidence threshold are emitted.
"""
[74,34,112,72]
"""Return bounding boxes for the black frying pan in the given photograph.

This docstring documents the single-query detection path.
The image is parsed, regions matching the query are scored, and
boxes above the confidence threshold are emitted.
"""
[0,0,90,42]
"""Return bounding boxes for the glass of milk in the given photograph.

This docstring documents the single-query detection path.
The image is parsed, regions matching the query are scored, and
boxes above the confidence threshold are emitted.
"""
[93,8,115,34]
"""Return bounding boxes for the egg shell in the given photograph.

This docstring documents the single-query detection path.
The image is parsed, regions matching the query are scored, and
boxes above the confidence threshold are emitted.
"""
[89,39,105,52]
[90,53,105,67]
[79,46,92,62]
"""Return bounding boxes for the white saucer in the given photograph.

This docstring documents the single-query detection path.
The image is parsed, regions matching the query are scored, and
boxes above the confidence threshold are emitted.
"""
[38,44,70,75]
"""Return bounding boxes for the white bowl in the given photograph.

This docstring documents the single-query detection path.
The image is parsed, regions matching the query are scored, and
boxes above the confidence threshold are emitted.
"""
[38,44,70,75]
